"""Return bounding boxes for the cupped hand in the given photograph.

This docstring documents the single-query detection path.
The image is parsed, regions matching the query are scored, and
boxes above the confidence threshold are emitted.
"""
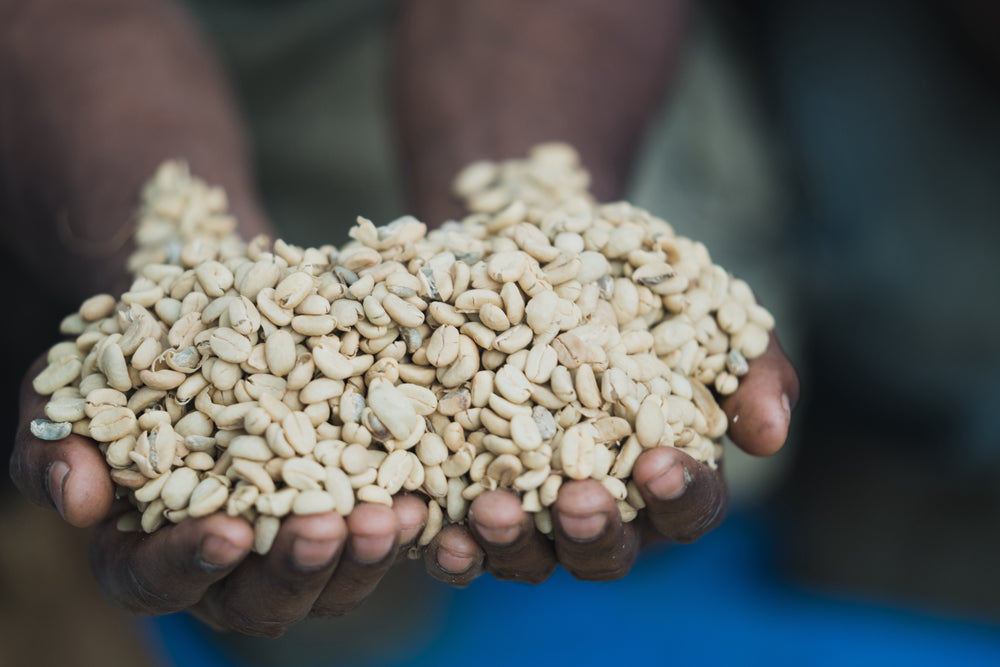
[422,333,799,585]
[11,357,428,637]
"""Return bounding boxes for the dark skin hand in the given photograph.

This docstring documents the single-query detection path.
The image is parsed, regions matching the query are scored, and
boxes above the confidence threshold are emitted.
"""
[4,0,430,638]
[16,355,432,638]
[14,334,798,616]
[422,335,799,586]
[7,0,801,637]
[393,0,801,585]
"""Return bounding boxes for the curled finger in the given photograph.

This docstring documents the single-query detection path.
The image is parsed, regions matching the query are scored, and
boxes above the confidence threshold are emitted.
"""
[551,480,640,581]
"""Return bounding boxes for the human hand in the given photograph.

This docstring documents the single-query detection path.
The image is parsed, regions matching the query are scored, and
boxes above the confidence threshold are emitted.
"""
[11,356,429,637]
[421,333,799,585]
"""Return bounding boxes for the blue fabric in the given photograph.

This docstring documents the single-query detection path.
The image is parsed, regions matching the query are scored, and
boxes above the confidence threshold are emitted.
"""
[142,514,1000,667]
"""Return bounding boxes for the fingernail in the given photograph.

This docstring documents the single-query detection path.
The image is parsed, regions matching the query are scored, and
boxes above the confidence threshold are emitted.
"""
[473,522,520,546]
[647,461,688,500]
[557,512,607,542]
[436,545,474,574]
[198,535,245,571]
[47,461,70,519]
[351,534,395,564]
[781,393,791,419]
[292,538,341,571]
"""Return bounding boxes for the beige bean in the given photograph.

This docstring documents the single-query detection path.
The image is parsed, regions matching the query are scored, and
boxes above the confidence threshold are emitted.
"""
[291,314,336,336]
[559,425,595,480]
[262,329,295,376]
[88,407,137,442]
[187,477,228,517]
[486,453,523,486]
[357,484,393,507]
[523,344,558,384]
[275,271,315,309]
[293,489,337,515]
[493,324,533,354]
[500,281,526,324]
[426,325,461,367]
[479,408,511,438]
[396,383,437,416]
[282,457,326,490]
[377,449,413,495]
[714,371,739,396]
[139,368,186,391]
[426,301,466,328]
[79,293,117,322]
[635,395,665,448]
[340,443,371,475]
[367,378,418,441]
[573,364,601,409]
[282,411,317,455]
[141,499,168,534]
[253,515,281,554]
[494,364,532,404]
[382,293,424,328]
[83,387,127,418]
[469,451,495,484]
[509,413,542,451]
[418,499,444,546]
[441,447,474,478]
[228,295,262,336]
[185,451,216,471]
[416,433,448,467]
[133,471,170,504]
[403,452,425,490]
[227,434,272,461]
[446,477,469,522]
[324,467,355,516]
[298,377,344,405]
[227,483,260,516]
[255,487,297,516]
[731,323,769,359]
[422,464,448,498]
[161,467,200,510]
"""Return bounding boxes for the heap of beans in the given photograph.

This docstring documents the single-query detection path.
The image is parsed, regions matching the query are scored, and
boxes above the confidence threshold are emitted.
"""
[31,144,774,554]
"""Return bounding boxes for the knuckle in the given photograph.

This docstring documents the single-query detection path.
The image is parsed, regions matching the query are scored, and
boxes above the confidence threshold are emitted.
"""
[119,558,182,614]
[220,604,292,638]
[311,599,364,618]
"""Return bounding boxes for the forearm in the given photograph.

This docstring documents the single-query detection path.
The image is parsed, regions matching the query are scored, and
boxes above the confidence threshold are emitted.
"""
[0,0,268,304]
[391,0,689,224]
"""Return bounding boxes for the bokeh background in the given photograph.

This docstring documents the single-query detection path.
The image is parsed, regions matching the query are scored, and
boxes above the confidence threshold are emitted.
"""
[3,0,999,665]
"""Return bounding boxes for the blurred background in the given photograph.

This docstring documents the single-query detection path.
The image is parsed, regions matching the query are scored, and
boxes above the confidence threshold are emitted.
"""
[3,0,999,665]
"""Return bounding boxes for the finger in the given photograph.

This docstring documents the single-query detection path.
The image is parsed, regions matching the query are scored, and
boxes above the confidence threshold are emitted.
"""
[13,365,113,526]
[392,493,430,561]
[721,333,800,456]
[551,480,640,581]
[423,524,485,587]
[631,447,727,543]
[311,503,402,616]
[89,511,253,615]
[467,490,556,584]
[197,512,347,637]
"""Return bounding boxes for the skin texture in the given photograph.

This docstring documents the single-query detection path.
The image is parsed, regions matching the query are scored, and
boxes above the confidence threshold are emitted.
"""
[392,0,690,223]
[6,0,801,637]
